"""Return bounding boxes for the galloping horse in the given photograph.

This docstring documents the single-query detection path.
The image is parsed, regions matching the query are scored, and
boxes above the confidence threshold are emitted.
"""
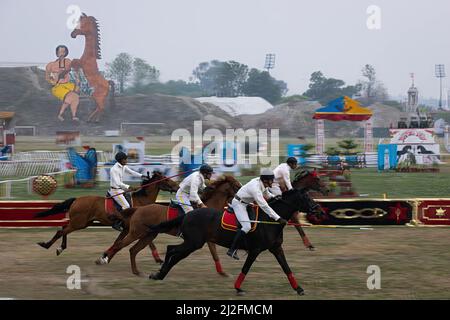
[70,13,115,122]
[148,187,324,296]
[96,175,242,277]
[35,171,179,256]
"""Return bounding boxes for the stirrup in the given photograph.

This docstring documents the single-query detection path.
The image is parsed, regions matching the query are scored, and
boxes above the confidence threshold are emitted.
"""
[227,249,239,260]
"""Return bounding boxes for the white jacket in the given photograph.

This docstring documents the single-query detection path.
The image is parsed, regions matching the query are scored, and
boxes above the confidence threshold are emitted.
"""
[178,171,206,204]
[110,162,142,190]
[235,178,280,221]
[273,163,293,191]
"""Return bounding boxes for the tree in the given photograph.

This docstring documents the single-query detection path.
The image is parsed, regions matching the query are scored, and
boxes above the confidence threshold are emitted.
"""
[242,69,287,104]
[337,139,359,155]
[132,58,160,91]
[105,53,133,93]
[303,71,360,104]
[359,64,388,104]
[192,60,249,96]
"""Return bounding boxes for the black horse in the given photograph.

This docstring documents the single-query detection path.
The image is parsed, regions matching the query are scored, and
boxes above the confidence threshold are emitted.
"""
[148,187,323,296]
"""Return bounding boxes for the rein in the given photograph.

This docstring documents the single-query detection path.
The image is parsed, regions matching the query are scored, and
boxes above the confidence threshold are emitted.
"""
[106,169,196,199]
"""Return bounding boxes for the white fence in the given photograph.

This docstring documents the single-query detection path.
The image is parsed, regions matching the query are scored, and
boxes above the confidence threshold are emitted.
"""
[0,160,62,177]
[0,170,75,199]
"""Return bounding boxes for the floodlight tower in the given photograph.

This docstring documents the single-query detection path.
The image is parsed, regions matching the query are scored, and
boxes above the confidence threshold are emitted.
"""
[264,54,276,73]
[435,64,446,109]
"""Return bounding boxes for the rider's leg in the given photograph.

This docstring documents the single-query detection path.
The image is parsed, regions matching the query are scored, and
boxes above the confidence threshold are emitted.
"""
[110,190,130,231]
[175,189,193,213]
[227,199,251,260]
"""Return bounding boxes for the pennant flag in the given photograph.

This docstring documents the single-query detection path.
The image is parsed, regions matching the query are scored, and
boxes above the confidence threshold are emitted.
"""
[313,96,373,121]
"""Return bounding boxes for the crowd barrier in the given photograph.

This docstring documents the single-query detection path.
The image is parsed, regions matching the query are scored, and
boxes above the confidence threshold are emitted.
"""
[1,198,449,227]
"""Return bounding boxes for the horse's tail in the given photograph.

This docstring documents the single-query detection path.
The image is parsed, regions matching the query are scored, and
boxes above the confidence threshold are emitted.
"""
[148,215,186,234]
[108,80,116,109]
[34,198,76,218]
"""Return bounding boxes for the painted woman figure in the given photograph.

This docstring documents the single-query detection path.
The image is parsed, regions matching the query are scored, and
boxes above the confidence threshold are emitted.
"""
[45,45,80,121]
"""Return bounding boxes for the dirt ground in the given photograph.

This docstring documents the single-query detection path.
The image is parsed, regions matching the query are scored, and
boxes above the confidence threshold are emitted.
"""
[0,227,449,300]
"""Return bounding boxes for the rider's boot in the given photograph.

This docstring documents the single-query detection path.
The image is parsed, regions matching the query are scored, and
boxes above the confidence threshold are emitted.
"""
[227,229,246,260]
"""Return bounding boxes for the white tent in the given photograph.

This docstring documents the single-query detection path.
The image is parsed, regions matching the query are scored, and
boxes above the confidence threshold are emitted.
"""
[196,97,273,116]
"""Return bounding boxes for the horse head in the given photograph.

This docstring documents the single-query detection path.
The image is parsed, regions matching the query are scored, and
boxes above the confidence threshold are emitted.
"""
[202,175,242,203]
[292,170,329,195]
[143,170,179,193]
[71,13,91,38]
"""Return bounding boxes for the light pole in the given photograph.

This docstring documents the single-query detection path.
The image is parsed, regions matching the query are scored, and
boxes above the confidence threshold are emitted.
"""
[435,64,446,109]
[264,54,276,73]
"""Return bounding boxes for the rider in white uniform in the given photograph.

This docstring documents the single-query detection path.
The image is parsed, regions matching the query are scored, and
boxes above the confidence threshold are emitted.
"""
[175,164,213,212]
[109,152,146,231]
[227,168,288,260]
[271,157,298,196]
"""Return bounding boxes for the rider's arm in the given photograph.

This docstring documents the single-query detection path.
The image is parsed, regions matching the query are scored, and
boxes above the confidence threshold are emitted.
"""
[252,189,281,221]
[124,165,144,179]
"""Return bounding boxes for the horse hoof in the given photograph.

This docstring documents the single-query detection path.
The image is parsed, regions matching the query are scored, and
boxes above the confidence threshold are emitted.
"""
[95,256,109,265]
[155,259,164,264]
[308,246,315,251]
[149,272,161,280]
[296,287,305,296]
[218,272,229,278]
[236,288,246,296]
[56,248,63,256]
[37,242,49,249]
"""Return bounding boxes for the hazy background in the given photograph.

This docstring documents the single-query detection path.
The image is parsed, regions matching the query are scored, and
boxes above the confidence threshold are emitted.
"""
[1,0,449,100]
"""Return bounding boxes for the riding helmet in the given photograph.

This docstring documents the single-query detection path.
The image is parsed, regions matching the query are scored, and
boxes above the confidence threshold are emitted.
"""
[199,164,213,174]
[287,157,298,165]
[260,168,275,181]
[115,152,128,162]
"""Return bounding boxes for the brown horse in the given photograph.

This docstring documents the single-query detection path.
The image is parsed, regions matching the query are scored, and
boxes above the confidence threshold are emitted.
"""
[35,171,179,256]
[96,175,242,277]
[70,13,115,122]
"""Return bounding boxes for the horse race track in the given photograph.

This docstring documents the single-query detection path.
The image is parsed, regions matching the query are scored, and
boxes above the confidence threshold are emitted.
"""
[1,227,449,300]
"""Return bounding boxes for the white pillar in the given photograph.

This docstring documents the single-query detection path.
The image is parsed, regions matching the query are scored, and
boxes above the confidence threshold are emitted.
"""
[364,119,373,153]
[315,120,325,155]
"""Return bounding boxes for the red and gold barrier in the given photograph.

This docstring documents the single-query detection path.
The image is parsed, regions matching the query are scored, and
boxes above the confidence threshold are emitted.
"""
[1,198,450,227]
[416,199,450,226]
[0,201,67,227]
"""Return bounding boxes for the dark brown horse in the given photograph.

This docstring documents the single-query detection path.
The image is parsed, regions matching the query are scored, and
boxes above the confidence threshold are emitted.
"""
[35,171,179,256]
[96,175,242,277]
[148,186,325,296]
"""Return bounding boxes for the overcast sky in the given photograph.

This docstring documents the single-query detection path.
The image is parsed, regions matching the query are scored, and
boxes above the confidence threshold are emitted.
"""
[1,0,450,101]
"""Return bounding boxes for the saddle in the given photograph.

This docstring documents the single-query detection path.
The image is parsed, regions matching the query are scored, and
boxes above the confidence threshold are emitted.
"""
[167,200,186,221]
[105,192,132,215]
[221,204,259,233]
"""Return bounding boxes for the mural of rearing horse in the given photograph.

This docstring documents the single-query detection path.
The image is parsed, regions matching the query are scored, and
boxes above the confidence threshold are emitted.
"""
[35,171,179,256]
[70,13,115,122]
[96,175,242,277]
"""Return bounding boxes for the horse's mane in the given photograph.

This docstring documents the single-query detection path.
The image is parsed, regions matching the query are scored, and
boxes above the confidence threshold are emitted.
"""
[201,175,239,202]
[83,15,102,59]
